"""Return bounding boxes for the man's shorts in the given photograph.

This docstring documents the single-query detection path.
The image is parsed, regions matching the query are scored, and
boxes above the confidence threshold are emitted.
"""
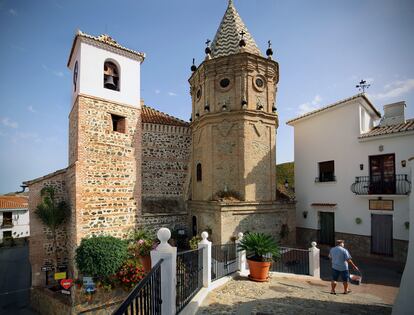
[332,268,349,282]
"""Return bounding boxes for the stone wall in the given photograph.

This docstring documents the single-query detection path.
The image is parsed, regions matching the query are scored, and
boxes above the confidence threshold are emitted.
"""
[189,200,296,245]
[297,227,408,264]
[70,94,142,242]
[141,123,191,214]
[25,169,69,287]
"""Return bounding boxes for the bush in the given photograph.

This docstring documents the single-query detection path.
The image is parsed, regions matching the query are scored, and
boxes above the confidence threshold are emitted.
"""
[75,236,128,277]
[117,259,145,289]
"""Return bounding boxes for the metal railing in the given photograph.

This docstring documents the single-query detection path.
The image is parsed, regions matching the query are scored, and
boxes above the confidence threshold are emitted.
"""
[176,248,203,314]
[113,259,163,315]
[211,243,238,281]
[270,247,310,275]
[315,175,336,182]
[351,174,411,195]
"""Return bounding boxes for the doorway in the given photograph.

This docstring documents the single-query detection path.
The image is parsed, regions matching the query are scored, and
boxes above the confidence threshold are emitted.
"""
[371,214,393,256]
[369,154,396,194]
[319,212,335,246]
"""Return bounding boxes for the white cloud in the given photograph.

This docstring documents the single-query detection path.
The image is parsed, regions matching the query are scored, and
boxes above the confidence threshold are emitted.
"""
[42,64,64,78]
[297,95,322,115]
[370,79,414,100]
[155,89,161,94]
[27,105,36,113]
[1,117,18,129]
[9,8,17,16]
[168,92,177,96]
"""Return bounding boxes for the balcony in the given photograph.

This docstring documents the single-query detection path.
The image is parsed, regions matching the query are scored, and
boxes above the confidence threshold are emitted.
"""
[351,174,411,195]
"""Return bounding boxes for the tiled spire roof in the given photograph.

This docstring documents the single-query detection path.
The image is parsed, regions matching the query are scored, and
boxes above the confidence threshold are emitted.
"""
[210,0,261,58]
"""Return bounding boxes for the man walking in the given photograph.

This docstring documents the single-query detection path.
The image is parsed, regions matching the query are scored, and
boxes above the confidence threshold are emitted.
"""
[329,239,358,294]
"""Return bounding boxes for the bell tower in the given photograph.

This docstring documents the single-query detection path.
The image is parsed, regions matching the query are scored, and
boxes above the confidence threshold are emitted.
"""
[66,31,145,245]
[189,1,294,244]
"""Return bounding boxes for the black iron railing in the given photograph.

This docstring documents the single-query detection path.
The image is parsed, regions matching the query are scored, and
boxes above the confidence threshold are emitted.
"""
[351,174,411,195]
[270,247,310,275]
[176,248,203,314]
[315,175,336,182]
[211,243,238,281]
[113,259,163,315]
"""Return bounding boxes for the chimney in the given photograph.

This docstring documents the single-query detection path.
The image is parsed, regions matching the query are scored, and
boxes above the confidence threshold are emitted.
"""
[380,101,406,126]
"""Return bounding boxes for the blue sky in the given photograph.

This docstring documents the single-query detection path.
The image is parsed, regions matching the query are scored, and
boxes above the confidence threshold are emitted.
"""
[0,0,413,194]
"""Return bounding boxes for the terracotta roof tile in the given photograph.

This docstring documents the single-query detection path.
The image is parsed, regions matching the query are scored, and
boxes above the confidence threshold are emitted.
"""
[0,196,28,209]
[359,118,414,139]
[286,94,381,125]
[142,106,190,127]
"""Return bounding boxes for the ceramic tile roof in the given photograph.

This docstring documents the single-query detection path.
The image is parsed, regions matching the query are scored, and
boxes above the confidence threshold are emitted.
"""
[286,94,381,125]
[359,118,414,139]
[142,106,189,127]
[67,30,145,66]
[0,196,28,209]
[311,203,337,207]
[210,0,261,58]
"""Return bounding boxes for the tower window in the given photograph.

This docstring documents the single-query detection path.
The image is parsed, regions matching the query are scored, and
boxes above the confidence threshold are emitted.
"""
[220,78,230,88]
[111,114,126,133]
[196,163,202,182]
[104,61,120,91]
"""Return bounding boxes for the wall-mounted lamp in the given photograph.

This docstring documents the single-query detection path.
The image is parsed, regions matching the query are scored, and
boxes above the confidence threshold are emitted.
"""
[360,164,364,170]
[284,179,289,189]
[379,145,384,152]
[401,160,406,168]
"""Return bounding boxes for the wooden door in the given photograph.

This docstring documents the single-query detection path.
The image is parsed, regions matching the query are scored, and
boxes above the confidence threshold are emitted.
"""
[369,154,395,194]
[319,212,335,246]
[371,214,393,256]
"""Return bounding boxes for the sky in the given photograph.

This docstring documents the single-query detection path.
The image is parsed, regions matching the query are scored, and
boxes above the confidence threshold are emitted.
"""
[0,0,413,194]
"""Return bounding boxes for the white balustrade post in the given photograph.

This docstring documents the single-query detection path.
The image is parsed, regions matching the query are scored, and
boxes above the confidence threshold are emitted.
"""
[198,231,211,288]
[309,241,320,278]
[151,228,177,315]
[236,232,247,274]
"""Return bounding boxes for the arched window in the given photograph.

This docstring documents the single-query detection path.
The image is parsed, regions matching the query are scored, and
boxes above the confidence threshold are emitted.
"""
[196,163,202,182]
[103,61,120,91]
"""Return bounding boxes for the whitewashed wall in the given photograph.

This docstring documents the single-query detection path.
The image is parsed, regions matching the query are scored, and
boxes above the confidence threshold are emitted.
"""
[0,209,30,241]
[292,99,412,241]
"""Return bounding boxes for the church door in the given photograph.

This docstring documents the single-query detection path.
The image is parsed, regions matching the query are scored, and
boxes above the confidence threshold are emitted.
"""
[371,214,393,256]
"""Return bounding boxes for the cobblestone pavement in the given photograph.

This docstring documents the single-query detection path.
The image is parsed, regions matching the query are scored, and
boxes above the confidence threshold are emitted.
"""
[196,273,396,315]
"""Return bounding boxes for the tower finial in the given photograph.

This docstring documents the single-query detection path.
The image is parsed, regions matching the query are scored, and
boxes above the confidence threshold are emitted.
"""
[228,0,234,6]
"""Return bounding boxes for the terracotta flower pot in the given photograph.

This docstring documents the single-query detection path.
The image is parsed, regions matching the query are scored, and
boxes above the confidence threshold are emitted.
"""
[139,255,152,273]
[247,259,271,282]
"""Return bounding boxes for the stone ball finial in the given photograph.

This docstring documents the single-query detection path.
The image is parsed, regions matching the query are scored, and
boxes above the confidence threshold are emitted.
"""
[311,241,317,248]
[238,232,244,240]
[157,227,171,244]
[201,231,208,240]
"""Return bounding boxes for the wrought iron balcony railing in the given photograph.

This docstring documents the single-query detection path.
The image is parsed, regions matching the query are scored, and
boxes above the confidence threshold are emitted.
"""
[351,174,411,195]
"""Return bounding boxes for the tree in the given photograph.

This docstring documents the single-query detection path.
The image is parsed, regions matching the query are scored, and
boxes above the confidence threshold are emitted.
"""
[35,186,70,270]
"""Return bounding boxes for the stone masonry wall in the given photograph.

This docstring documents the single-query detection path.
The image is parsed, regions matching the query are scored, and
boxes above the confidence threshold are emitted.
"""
[142,123,191,214]
[71,94,141,243]
[26,170,69,287]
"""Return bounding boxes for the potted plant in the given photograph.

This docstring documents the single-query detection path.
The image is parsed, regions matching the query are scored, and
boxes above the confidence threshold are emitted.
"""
[238,232,280,282]
[129,229,156,272]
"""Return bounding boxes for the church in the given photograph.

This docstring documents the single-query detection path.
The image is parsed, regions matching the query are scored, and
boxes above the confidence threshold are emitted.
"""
[24,0,295,286]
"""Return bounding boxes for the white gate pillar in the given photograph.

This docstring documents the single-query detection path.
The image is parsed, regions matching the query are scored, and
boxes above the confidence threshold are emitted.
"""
[309,241,320,278]
[198,231,211,288]
[236,232,247,273]
[151,228,177,315]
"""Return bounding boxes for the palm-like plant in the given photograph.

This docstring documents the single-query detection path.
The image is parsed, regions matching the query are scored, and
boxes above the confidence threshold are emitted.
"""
[35,186,70,269]
[238,232,280,262]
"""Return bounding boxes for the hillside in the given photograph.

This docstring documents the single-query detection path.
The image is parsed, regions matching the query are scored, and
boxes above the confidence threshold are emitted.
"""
[276,162,294,200]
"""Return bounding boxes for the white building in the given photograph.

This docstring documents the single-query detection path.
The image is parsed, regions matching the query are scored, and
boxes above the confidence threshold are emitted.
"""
[0,196,30,242]
[287,94,413,263]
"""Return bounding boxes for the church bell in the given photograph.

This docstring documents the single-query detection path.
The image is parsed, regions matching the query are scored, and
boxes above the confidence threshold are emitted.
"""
[104,75,117,90]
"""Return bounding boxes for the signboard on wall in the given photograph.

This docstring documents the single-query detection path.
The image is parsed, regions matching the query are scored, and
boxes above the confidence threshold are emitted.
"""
[369,200,394,211]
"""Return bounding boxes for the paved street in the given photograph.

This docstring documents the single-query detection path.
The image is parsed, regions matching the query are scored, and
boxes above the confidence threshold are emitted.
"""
[0,244,38,315]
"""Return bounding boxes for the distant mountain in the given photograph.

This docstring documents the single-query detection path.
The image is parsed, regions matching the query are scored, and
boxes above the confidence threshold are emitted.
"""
[276,162,294,200]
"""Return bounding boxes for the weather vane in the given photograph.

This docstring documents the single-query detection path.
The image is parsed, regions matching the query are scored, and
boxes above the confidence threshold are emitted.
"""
[356,79,370,93]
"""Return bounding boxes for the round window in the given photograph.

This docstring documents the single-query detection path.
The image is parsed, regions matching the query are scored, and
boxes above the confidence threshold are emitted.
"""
[255,78,264,88]
[220,78,230,88]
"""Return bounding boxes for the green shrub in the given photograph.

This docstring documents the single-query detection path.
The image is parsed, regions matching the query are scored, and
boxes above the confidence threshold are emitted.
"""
[75,236,128,277]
